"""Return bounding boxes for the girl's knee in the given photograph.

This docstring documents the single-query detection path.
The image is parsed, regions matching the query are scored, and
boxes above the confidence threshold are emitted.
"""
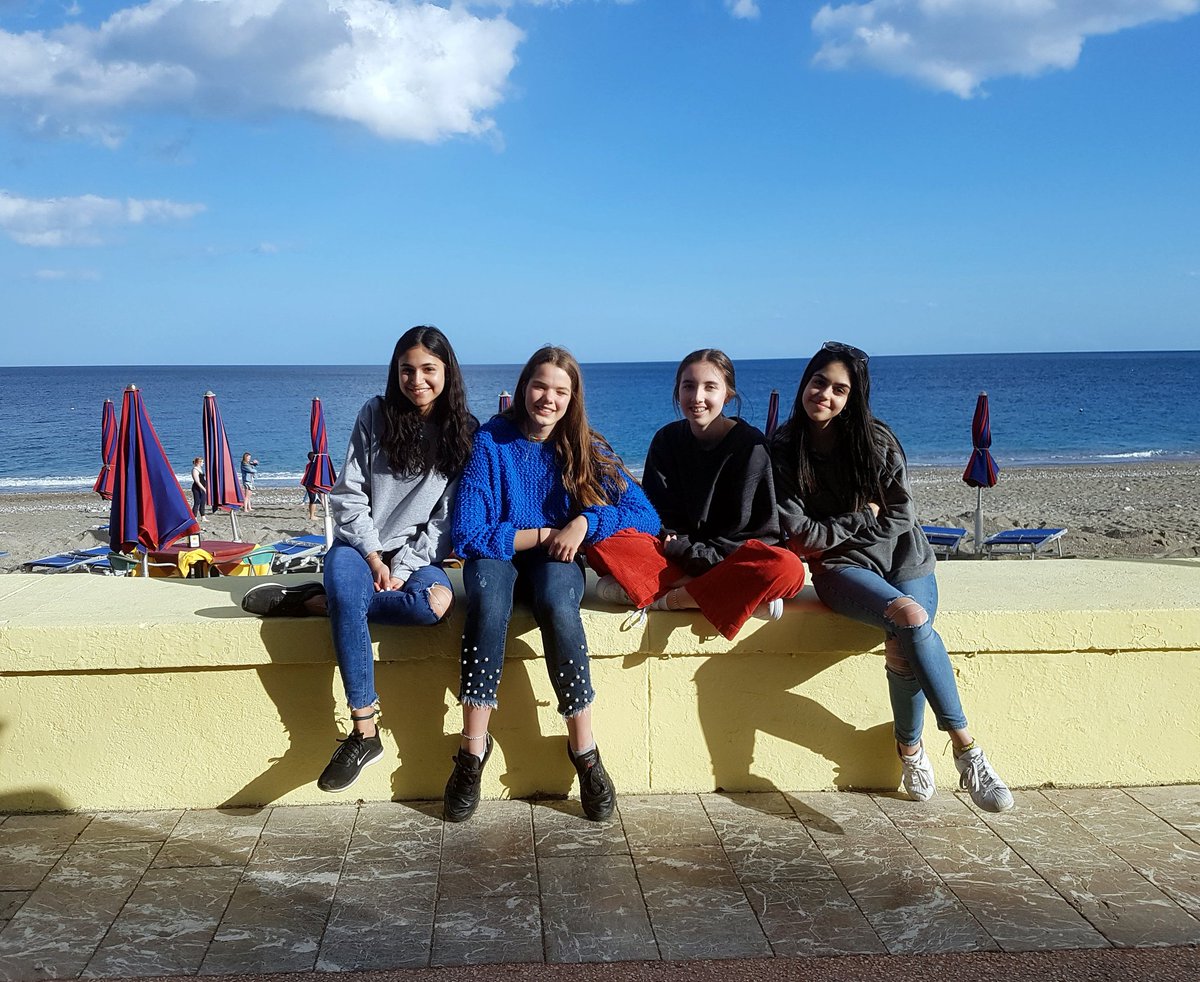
[884,596,928,628]
[427,584,453,620]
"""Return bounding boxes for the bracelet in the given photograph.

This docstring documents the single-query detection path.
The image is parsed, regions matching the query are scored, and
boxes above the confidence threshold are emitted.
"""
[365,551,381,564]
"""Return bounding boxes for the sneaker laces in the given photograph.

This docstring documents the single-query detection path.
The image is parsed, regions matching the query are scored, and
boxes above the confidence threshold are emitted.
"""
[621,607,649,630]
[958,751,1000,796]
[331,729,369,765]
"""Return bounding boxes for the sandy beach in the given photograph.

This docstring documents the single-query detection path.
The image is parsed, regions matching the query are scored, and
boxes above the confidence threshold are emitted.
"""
[2,462,1199,572]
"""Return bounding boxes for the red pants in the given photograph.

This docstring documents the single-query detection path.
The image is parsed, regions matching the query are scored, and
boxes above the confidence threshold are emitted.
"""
[587,530,806,640]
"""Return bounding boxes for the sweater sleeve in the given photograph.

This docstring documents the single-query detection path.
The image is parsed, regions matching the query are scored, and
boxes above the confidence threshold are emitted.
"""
[869,445,920,543]
[770,442,878,557]
[329,404,383,556]
[662,440,781,575]
[452,431,518,560]
[641,429,691,536]
[388,476,459,579]
[581,467,662,544]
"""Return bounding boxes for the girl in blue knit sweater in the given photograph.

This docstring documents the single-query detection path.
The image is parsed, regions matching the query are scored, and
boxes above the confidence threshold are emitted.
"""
[446,345,660,823]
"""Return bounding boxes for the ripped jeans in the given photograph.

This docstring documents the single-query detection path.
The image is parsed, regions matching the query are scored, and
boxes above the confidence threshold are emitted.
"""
[812,568,968,746]
[324,538,450,709]
[460,553,595,719]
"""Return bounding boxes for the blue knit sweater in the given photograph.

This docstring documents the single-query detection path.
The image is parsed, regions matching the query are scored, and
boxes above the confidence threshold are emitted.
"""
[453,416,660,560]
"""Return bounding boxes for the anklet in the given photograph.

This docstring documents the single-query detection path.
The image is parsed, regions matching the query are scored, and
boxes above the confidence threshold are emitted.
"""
[461,731,489,741]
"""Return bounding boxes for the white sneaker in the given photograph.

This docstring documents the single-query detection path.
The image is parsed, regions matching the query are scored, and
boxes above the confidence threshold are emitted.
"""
[955,746,1014,812]
[899,743,936,802]
[767,598,784,620]
[595,575,632,606]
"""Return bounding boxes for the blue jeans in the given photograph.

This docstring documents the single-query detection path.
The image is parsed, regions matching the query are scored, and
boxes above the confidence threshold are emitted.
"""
[460,553,594,719]
[812,568,968,745]
[323,539,450,709]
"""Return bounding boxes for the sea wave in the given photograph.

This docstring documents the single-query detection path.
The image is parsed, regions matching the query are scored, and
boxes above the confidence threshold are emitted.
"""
[0,470,307,494]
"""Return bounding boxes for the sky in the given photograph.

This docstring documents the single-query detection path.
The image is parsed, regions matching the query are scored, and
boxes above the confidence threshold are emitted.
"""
[2,0,1198,366]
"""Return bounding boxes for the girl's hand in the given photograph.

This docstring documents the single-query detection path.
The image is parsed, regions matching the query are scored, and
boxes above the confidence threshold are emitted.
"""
[867,502,881,517]
[547,516,588,562]
[367,553,404,591]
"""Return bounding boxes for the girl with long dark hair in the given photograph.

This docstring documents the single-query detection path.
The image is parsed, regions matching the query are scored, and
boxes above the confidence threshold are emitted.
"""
[591,348,805,640]
[771,342,1013,812]
[446,345,660,823]
[241,326,476,793]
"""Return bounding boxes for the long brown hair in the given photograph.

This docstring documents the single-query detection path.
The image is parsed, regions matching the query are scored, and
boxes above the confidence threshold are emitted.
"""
[502,345,627,508]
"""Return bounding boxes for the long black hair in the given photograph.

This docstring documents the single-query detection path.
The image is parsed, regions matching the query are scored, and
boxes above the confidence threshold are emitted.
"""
[773,345,894,512]
[381,326,475,478]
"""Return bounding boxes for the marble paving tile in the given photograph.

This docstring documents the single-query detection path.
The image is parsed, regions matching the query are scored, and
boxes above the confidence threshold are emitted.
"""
[817,838,996,954]
[633,846,743,891]
[968,791,1120,873]
[0,814,93,891]
[619,795,720,850]
[700,792,795,818]
[1128,786,1200,846]
[431,895,542,966]
[317,878,436,971]
[0,894,28,927]
[873,791,982,829]
[744,879,888,957]
[539,855,658,963]
[706,806,835,884]
[787,791,894,842]
[639,883,771,961]
[440,800,537,898]
[260,803,358,838]
[0,840,159,982]
[153,808,270,868]
[82,865,242,978]
[341,802,442,888]
[1043,865,1200,948]
[77,810,184,843]
[532,800,629,859]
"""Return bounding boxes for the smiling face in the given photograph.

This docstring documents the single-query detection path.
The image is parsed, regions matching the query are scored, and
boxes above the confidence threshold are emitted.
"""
[802,359,852,429]
[397,344,446,416]
[523,362,573,440]
[677,360,731,436]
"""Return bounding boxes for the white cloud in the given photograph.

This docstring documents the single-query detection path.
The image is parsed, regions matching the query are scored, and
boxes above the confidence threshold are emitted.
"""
[812,0,1200,97]
[0,0,525,143]
[727,0,761,19]
[29,268,102,280]
[0,190,205,246]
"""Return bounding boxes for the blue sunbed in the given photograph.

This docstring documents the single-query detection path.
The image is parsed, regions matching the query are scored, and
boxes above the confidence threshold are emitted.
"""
[269,534,328,573]
[22,546,112,573]
[921,525,968,559]
[983,527,1067,559]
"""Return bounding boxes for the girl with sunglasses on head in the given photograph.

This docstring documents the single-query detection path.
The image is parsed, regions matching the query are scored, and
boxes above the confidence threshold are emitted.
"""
[241,326,476,794]
[446,345,660,824]
[590,348,805,640]
[770,342,1013,812]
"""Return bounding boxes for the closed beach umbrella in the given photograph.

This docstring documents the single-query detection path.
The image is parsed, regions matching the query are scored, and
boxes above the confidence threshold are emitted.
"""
[92,399,118,500]
[202,390,245,540]
[962,391,1000,554]
[764,389,780,439]
[300,397,337,548]
[498,390,512,413]
[109,385,199,568]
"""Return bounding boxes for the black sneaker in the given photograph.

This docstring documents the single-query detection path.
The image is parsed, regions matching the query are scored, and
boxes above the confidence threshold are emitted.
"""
[568,744,616,822]
[317,729,384,792]
[241,581,326,617]
[443,734,492,823]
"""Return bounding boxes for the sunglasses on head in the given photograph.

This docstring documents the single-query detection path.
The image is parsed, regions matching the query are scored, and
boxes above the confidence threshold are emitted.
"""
[821,341,869,364]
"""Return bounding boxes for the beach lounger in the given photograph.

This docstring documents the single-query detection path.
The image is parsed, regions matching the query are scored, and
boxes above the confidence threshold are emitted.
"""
[22,546,111,574]
[270,534,328,573]
[921,525,968,559]
[983,527,1067,559]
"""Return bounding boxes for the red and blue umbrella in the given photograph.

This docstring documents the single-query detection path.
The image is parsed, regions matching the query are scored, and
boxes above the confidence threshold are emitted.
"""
[498,390,512,413]
[109,385,198,557]
[203,390,245,539]
[764,389,780,439]
[962,391,1000,554]
[300,397,337,547]
[92,399,117,500]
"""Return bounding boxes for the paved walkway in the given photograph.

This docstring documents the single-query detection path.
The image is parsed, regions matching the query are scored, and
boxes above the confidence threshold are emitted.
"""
[1,787,1198,981]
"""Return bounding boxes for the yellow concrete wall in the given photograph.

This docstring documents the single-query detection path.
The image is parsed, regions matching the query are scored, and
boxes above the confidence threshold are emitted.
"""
[2,560,1199,812]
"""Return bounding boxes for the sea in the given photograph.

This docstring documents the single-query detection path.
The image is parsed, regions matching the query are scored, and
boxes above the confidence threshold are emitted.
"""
[1,351,1197,494]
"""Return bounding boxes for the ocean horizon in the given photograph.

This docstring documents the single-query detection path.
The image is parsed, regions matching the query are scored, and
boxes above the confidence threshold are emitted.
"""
[2,351,1198,495]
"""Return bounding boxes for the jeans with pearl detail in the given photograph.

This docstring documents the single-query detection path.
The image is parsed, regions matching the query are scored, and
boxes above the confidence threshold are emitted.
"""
[459,553,595,718]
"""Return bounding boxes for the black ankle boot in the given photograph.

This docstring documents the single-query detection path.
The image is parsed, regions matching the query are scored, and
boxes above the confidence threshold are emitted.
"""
[568,744,616,821]
[443,734,492,823]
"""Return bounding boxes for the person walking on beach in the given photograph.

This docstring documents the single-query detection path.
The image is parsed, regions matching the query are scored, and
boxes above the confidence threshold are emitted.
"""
[771,342,1014,812]
[591,348,805,640]
[240,326,476,793]
[190,457,207,522]
[240,452,259,511]
[446,345,660,824]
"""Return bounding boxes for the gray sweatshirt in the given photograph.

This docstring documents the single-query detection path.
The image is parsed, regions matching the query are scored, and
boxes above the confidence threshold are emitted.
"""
[329,397,459,579]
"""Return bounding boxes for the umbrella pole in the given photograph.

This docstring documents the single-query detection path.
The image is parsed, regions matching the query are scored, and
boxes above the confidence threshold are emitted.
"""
[322,494,333,550]
[974,486,983,556]
[230,508,241,541]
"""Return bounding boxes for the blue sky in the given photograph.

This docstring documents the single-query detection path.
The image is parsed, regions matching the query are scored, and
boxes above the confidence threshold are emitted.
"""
[2,0,1198,366]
